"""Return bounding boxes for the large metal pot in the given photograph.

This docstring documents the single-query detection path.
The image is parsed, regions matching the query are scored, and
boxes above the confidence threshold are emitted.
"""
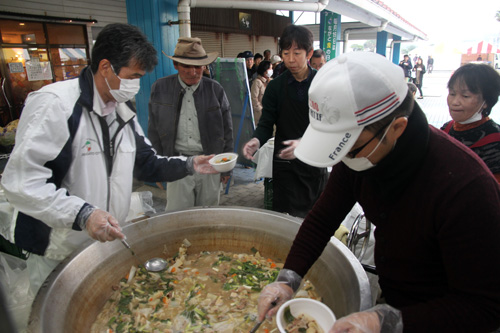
[28,207,372,332]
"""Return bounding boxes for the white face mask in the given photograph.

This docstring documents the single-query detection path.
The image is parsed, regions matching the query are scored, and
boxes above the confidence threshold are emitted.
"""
[265,69,273,78]
[342,119,394,172]
[457,101,485,124]
[105,65,141,103]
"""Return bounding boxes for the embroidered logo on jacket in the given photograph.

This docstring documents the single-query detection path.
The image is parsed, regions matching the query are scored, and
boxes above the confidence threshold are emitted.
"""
[81,138,101,156]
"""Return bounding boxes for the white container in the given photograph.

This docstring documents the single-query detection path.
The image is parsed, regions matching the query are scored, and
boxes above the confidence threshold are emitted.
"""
[277,298,336,333]
[209,152,238,172]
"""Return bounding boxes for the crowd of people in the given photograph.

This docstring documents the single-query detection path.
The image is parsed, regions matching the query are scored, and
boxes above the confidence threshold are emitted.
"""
[1,21,500,333]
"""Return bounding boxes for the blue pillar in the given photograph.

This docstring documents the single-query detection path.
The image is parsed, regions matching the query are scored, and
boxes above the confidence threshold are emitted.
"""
[392,35,401,65]
[126,0,179,133]
[376,30,388,56]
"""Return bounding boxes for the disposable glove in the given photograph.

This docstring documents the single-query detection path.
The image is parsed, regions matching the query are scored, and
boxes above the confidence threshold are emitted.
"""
[257,268,302,321]
[329,304,403,333]
[86,209,125,242]
[192,155,217,174]
[257,281,293,321]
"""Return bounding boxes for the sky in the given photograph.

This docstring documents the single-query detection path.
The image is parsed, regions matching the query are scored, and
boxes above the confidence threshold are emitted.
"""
[380,0,500,48]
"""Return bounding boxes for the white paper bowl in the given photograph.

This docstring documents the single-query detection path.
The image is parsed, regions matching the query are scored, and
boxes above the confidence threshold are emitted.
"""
[277,298,336,333]
[208,153,238,173]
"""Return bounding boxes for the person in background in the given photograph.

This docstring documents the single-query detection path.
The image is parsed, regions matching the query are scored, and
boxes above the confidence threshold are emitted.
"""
[251,60,272,126]
[252,53,263,72]
[257,52,500,333]
[241,50,255,84]
[148,37,233,211]
[412,57,425,99]
[202,65,212,79]
[310,49,326,70]
[251,53,264,81]
[1,24,217,305]
[441,63,500,183]
[399,54,412,82]
[242,25,328,218]
[263,49,271,62]
[427,55,434,74]
[271,54,286,78]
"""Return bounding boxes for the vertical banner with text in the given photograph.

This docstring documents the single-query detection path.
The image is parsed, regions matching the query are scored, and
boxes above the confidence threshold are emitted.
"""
[320,11,340,61]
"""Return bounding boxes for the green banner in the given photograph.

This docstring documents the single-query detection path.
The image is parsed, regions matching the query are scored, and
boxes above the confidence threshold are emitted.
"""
[321,11,339,61]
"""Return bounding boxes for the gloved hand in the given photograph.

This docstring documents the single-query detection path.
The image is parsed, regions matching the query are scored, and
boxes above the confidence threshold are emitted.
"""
[193,155,217,174]
[278,139,300,160]
[242,137,260,160]
[257,281,294,322]
[257,268,302,322]
[86,209,125,242]
[329,304,403,333]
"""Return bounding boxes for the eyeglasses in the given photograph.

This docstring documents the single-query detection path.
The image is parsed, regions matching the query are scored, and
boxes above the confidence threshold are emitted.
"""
[347,123,391,158]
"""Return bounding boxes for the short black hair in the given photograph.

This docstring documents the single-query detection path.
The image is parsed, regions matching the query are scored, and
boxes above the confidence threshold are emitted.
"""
[312,49,326,59]
[279,25,313,53]
[407,82,417,95]
[90,23,158,74]
[256,60,271,76]
[447,63,500,116]
[254,53,263,61]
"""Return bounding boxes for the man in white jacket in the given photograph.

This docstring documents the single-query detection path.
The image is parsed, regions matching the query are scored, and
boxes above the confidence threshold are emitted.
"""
[1,23,215,298]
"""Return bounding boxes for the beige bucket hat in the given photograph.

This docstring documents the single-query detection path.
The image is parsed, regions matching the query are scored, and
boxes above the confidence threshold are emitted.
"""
[167,37,218,66]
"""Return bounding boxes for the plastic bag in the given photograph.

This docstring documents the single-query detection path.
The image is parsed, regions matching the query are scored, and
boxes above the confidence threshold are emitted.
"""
[0,252,34,332]
[126,191,156,222]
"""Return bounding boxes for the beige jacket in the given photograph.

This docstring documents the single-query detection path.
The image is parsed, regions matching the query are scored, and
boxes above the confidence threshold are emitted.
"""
[250,75,269,126]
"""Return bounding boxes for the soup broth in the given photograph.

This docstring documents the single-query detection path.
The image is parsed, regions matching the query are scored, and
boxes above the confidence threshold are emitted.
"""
[91,242,319,332]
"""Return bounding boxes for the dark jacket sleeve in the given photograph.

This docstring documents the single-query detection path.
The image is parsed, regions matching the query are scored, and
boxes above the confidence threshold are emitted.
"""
[133,125,190,182]
[283,164,357,277]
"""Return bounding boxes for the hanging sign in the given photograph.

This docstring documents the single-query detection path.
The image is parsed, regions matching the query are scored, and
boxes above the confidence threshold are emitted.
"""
[321,11,339,61]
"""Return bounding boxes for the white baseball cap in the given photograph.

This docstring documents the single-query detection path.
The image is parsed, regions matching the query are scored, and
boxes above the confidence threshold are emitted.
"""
[295,52,408,168]
[271,54,282,64]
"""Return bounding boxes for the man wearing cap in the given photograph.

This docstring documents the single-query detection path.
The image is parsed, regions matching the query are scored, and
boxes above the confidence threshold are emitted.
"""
[257,52,500,332]
[270,54,285,79]
[243,25,328,218]
[241,50,255,83]
[148,37,233,211]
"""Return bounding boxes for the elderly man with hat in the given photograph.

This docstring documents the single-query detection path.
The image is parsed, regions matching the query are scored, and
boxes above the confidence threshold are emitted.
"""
[256,52,500,332]
[148,37,233,211]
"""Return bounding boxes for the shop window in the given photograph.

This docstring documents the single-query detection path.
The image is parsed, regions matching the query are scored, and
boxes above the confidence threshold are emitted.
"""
[46,23,86,44]
[51,47,88,81]
[0,20,46,44]
[0,19,89,124]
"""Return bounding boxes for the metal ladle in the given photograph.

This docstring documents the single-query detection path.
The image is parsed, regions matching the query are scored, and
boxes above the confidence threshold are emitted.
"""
[144,257,168,272]
[119,240,168,272]
[109,221,168,272]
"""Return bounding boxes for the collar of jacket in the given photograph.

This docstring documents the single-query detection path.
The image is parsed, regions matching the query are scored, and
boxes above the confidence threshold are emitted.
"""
[77,66,137,122]
[359,102,430,199]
